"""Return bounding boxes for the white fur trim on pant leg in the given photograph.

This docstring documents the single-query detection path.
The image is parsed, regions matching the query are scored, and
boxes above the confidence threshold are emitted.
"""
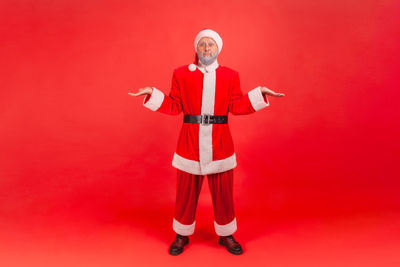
[248,86,270,111]
[214,218,237,236]
[143,87,164,111]
[173,218,195,236]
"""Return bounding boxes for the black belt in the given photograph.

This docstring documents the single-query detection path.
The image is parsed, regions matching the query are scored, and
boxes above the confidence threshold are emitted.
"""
[184,114,228,125]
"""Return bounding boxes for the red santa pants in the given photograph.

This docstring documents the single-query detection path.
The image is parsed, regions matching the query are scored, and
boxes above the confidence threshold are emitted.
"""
[172,168,237,236]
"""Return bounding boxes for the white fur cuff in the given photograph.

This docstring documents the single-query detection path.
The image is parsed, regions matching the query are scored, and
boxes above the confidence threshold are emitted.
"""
[173,218,195,236]
[143,87,164,111]
[248,86,270,111]
[214,218,237,236]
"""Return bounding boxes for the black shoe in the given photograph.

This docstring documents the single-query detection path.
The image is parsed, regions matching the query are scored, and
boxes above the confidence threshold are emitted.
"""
[169,234,189,255]
[219,235,243,255]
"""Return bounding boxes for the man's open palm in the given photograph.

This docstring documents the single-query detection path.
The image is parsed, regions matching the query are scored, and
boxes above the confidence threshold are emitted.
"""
[128,87,153,97]
[261,87,285,97]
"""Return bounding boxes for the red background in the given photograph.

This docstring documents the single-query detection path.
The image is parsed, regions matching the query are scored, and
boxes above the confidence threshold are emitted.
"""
[1,0,399,266]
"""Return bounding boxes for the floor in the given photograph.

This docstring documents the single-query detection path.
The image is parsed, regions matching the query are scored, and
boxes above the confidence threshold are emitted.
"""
[1,207,399,267]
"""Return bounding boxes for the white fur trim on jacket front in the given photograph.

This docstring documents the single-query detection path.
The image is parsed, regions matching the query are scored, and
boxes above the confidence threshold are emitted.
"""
[248,86,270,111]
[143,87,164,111]
[214,218,237,236]
[199,70,216,170]
[172,152,237,175]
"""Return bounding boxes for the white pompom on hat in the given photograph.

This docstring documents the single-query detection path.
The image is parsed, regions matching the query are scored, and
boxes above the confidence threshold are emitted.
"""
[194,29,223,52]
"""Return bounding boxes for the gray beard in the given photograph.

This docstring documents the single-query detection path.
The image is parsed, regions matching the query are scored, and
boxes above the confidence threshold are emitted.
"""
[197,50,219,66]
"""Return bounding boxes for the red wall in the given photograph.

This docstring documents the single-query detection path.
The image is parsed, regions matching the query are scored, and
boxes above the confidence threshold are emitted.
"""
[1,0,399,232]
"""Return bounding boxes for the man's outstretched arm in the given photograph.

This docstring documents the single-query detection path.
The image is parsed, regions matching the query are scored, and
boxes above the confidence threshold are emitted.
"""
[128,70,183,115]
[229,72,285,115]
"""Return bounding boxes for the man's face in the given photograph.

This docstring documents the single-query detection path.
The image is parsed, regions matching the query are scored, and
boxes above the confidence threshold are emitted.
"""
[197,37,218,57]
[197,37,219,59]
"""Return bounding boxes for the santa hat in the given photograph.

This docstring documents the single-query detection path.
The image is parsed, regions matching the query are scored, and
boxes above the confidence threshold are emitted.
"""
[193,29,223,64]
[194,29,223,52]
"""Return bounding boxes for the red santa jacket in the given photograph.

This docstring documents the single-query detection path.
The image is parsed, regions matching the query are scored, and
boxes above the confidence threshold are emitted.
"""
[143,60,270,175]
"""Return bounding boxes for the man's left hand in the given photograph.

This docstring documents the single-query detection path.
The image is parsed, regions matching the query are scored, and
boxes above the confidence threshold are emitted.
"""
[261,87,285,97]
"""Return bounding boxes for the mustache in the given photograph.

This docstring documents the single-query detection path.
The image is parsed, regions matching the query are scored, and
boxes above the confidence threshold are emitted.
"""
[197,49,219,56]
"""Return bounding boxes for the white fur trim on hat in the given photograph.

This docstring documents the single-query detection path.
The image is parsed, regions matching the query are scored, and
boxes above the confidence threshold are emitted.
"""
[194,29,223,52]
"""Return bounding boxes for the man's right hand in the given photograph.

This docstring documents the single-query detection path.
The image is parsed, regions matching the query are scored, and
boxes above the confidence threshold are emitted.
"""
[128,87,153,97]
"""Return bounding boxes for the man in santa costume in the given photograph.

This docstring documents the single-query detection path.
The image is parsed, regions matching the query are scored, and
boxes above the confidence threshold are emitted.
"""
[129,29,285,255]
